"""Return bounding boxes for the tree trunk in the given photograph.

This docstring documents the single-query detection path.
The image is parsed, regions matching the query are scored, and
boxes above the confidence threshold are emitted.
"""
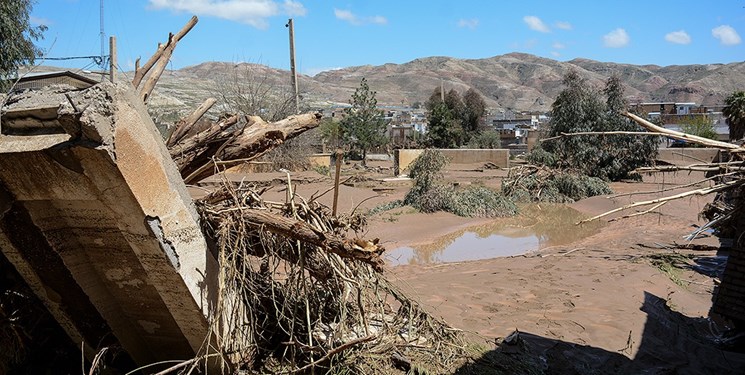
[169,112,323,183]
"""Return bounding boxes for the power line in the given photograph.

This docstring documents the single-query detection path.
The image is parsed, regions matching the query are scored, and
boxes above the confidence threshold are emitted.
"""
[42,55,109,61]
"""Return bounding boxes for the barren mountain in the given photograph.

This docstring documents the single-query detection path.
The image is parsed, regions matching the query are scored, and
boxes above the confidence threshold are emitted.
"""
[142,52,745,116]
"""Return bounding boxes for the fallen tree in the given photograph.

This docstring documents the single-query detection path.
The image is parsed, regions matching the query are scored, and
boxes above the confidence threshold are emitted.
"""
[130,16,323,184]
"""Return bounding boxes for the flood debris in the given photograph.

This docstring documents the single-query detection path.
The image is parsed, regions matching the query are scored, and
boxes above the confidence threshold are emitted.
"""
[0,81,217,368]
[573,112,745,341]
[197,181,466,373]
[0,15,472,374]
[168,111,323,184]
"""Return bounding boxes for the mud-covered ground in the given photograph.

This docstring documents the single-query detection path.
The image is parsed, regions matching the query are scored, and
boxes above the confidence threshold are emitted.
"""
[193,160,745,373]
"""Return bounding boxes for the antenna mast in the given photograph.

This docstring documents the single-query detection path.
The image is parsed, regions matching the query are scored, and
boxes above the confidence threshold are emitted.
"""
[100,0,106,72]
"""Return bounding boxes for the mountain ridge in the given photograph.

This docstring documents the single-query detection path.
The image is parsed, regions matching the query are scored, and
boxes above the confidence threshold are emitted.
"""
[149,52,744,114]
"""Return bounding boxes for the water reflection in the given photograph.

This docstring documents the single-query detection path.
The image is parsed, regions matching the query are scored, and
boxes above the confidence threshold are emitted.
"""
[387,204,604,266]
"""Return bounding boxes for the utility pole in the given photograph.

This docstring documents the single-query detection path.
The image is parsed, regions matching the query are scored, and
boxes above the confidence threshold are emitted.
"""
[440,79,444,102]
[109,36,116,83]
[286,18,300,114]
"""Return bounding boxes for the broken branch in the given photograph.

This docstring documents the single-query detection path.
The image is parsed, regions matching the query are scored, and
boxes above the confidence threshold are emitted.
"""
[578,179,745,224]
[237,208,384,271]
[169,115,240,159]
[132,16,198,89]
[175,112,323,184]
[167,97,217,146]
[541,130,669,143]
[623,112,743,151]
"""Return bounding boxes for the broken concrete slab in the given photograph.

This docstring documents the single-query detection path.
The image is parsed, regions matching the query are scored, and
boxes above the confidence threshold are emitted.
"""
[0,82,217,365]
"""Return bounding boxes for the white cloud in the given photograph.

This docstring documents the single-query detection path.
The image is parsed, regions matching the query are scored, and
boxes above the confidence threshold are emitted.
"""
[552,42,566,49]
[282,0,306,16]
[555,21,572,30]
[370,15,387,25]
[551,51,560,57]
[148,0,305,29]
[523,15,550,33]
[603,28,629,48]
[664,30,691,45]
[712,25,741,45]
[457,18,479,30]
[334,9,387,25]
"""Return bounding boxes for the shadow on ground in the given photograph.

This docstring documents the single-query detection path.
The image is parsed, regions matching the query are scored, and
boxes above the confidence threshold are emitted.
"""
[455,292,745,374]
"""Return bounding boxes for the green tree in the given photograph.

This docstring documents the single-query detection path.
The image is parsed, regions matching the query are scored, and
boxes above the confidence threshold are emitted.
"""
[538,71,657,180]
[444,89,465,121]
[468,129,501,149]
[599,75,658,180]
[1,0,46,90]
[680,115,718,142]
[341,78,388,166]
[462,88,487,134]
[425,86,487,146]
[425,86,444,111]
[542,70,604,170]
[724,91,745,141]
[426,102,459,148]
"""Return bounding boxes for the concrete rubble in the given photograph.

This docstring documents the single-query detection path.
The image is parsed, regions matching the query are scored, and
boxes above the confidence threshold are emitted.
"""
[0,82,217,365]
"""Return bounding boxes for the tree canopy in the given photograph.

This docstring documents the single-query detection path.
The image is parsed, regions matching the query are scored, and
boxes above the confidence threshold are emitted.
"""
[724,91,745,141]
[535,71,657,181]
[425,102,459,148]
[462,88,487,133]
[340,78,388,165]
[1,0,46,88]
[424,86,488,147]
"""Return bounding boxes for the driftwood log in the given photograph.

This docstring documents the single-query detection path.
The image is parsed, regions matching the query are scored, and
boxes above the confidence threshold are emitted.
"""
[167,97,218,147]
[170,112,323,183]
[238,208,384,271]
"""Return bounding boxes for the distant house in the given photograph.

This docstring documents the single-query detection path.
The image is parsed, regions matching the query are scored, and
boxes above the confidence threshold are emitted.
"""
[7,71,98,92]
[630,101,729,141]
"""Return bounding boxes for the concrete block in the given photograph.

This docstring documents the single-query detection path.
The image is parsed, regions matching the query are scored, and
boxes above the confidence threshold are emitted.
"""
[0,83,217,365]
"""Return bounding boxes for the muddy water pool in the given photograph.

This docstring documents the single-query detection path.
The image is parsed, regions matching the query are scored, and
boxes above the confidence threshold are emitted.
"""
[386,204,604,266]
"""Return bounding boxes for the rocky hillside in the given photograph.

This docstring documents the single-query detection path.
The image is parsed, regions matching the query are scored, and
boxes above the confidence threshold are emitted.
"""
[144,52,745,116]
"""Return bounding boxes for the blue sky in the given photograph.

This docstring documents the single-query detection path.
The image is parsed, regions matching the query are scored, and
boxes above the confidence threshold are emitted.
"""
[30,0,744,76]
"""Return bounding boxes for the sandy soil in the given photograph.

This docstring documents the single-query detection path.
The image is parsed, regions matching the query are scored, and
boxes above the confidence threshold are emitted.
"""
[205,162,745,373]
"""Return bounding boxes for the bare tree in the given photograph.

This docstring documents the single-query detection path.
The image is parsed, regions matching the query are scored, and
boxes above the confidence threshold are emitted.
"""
[214,63,299,122]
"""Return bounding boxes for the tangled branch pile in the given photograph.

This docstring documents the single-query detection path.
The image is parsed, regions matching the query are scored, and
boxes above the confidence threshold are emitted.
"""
[197,182,466,373]
[502,165,612,203]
